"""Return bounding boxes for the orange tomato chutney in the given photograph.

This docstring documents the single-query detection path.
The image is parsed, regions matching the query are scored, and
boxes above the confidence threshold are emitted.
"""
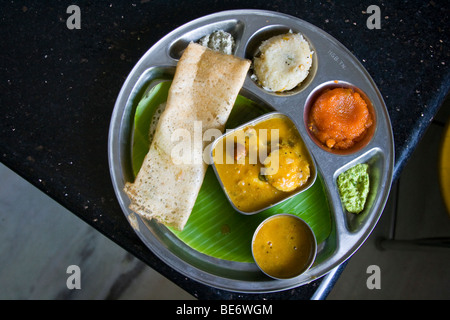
[252,214,316,279]
[309,88,373,150]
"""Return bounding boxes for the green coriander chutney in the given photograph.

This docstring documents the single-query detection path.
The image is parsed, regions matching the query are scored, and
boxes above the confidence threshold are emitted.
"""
[337,163,370,214]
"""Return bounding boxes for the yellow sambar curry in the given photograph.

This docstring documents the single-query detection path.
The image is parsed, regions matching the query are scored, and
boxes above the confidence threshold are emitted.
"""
[212,114,313,213]
[252,214,316,279]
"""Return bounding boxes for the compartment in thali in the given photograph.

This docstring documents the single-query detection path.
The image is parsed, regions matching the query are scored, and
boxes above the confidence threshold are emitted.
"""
[244,24,318,96]
[210,112,317,215]
[303,80,377,155]
[333,148,385,233]
[168,19,245,59]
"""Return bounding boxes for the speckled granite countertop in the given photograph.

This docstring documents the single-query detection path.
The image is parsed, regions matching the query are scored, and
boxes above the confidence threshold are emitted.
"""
[1,0,448,299]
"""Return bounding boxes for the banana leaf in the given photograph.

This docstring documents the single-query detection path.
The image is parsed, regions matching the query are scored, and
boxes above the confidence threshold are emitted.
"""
[131,81,332,263]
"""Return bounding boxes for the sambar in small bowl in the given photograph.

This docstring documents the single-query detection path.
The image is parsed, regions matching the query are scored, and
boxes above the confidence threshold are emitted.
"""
[251,214,317,279]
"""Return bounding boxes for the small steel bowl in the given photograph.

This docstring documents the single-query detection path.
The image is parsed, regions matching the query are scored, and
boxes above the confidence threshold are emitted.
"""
[251,214,317,279]
[303,80,377,155]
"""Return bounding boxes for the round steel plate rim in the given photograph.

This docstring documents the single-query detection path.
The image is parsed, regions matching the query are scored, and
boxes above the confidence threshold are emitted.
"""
[108,9,395,293]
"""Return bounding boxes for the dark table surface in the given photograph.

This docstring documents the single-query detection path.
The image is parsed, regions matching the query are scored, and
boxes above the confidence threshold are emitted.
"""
[1,0,449,299]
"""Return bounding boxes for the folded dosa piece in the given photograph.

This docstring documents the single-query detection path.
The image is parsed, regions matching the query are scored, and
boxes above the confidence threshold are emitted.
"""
[124,43,251,231]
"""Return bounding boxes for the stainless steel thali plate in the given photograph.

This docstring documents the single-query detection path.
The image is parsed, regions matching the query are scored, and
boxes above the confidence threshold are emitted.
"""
[108,9,394,293]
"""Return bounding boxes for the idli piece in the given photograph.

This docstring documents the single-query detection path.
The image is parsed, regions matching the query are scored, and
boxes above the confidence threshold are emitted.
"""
[253,32,313,92]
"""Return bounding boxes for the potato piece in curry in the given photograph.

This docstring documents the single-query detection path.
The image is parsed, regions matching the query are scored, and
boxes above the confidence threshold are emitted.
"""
[212,114,313,213]
[263,144,311,192]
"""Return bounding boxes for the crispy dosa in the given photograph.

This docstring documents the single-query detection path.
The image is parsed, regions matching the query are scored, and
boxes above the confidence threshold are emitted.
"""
[124,42,250,231]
